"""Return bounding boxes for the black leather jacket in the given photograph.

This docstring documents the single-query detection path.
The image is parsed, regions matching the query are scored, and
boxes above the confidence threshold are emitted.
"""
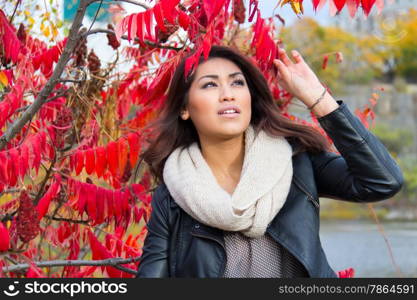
[135,100,404,278]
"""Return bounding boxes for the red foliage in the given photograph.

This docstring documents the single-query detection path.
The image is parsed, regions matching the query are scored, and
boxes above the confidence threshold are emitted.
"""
[0,9,25,64]
[338,267,355,278]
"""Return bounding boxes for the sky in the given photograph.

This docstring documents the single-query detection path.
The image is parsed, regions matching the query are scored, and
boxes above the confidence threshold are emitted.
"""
[252,0,334,26]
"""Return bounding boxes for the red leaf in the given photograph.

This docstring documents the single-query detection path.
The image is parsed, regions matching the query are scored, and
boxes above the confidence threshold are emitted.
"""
[153,3,167,33]
[69,153,76,172]
[185,47,203,79]
[203,0,227,24]
[333,0,346,11]
[77,183,88,216]
[87,229,111,260]
[105,189,114,219]
[115,16,127,43]
[31,135,42,176]
[36,174,61,220]
[85,148,96,175]
[134,206,144,223]
[118,138,129,177]
[136,13,144,42]
[144,9,153,38]
[338,267,355,278]
[361,0,376,17]
[107,141,119,177]
[95,146,107,178]
[8,147,20,182]
[162,0,180,24]
[87,230,122,277]
[38,131,47,151]
[19,145,29,180]
[26,264,45,278]
[312,0,321,11]
[75,150,85,176]
[86,184,97,222]
[248,0,258,22]
[96,187,105,224]
[322,55,329,70]
[127,133,140,168]
[202,27,213,60]
[335,51,343,63]
[6,151,17,187]
[346,0,360,17]
[113,190,122,219]
[127,14,135,42]
[121,189,129,214]
[0,222,10,252]
[178,10,190,30]
[0,152,8,185]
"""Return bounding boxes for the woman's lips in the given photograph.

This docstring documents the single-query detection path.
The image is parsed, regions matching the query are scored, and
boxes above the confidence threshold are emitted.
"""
[218,112,240,118]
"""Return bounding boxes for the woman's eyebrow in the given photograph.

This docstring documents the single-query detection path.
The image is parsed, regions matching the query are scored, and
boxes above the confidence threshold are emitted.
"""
[197,72,243,82]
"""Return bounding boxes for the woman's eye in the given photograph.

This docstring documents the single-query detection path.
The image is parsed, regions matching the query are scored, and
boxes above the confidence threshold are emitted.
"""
[202,79,245,89]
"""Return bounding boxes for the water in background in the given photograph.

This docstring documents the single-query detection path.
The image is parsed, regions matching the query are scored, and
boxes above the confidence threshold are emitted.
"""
[320,220,417,277]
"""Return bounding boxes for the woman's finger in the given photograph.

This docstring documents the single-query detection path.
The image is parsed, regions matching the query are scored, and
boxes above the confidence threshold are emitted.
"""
[273,59,291,82]
[291,49,304,64]
[278,48,293,67]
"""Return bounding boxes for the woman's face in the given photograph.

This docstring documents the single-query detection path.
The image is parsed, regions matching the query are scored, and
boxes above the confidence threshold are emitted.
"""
[181,57,252,141]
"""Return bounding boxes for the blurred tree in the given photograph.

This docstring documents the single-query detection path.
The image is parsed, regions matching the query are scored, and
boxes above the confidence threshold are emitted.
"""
[279,18,375,95]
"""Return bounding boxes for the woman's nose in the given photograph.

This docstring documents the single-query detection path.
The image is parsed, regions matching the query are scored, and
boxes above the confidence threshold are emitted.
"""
[220,86,235,102]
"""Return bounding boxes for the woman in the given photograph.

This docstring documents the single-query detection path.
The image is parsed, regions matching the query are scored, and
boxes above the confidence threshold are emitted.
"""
[135,45,403,278]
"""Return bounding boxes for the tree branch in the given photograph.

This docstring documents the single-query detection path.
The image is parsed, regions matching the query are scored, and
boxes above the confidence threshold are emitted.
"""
[2,257,140,274]
[0,0,93,150]
[43,215,90,224]
[91,0,151,9]
[15,89,69,114]
[0,188,21,197]
[83,29,184,51]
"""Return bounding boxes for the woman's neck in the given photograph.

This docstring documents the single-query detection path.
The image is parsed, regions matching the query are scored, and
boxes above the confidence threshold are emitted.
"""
[199,133,245,181]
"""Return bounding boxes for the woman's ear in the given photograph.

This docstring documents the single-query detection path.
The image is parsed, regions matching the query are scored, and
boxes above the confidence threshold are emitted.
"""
[180,109,189,120]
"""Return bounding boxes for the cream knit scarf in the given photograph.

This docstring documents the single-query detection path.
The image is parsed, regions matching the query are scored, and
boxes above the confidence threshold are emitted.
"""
[162,124,293,238]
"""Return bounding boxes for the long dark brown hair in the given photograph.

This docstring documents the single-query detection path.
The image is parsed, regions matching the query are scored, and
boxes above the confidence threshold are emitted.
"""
[135,45,330,187]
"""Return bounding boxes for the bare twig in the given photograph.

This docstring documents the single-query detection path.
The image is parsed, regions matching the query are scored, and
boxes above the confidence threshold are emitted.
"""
[59,79,83,83]
[0,0,94,150]
[367,203,404,277]
[8,0,21,23]
[2,257,140,274]
[87,0,103,33]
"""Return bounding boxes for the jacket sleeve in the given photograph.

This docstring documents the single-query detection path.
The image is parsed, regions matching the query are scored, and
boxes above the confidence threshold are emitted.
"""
[309,100,404,202]
[136,185,170,278]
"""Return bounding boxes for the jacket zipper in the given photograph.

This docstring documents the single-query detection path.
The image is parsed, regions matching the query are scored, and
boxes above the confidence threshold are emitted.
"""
[190,231,227,277]
[293,177,320,209]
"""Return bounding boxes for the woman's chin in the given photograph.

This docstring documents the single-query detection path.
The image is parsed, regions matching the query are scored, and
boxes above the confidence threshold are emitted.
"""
[215,124,247,138]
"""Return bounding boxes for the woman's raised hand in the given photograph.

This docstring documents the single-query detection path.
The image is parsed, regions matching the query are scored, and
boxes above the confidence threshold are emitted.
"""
[273,48,326,108]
